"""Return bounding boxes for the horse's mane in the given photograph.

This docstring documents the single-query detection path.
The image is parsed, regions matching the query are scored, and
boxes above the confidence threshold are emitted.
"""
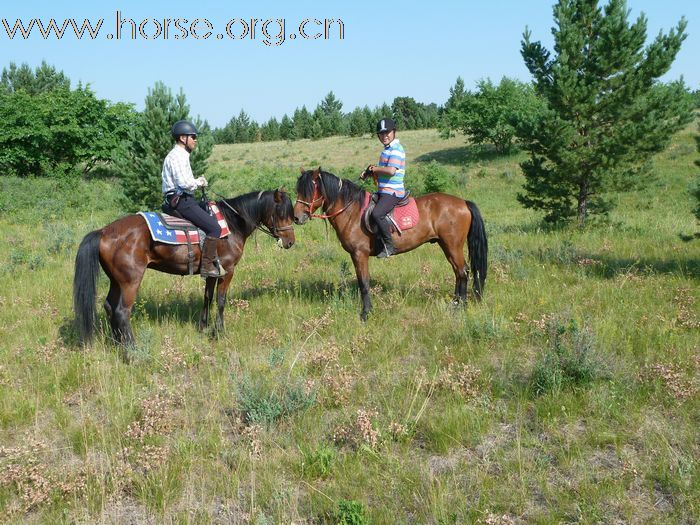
[218,190,293,235]
[296,170,366,209]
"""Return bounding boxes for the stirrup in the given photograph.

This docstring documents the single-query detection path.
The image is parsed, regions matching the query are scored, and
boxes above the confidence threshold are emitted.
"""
[377,244,395,258]
[201,262,226,279]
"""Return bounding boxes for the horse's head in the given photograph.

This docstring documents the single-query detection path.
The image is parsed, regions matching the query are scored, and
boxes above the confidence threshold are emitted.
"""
[294,167,324,225]
[266,188,296,249]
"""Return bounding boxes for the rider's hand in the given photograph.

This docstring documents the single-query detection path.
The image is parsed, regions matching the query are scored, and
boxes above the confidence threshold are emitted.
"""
[196,176,208,188]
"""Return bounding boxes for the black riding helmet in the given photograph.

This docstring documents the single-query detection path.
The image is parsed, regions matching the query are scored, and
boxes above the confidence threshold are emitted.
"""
[376,118,396,134]
[171,120,198,138]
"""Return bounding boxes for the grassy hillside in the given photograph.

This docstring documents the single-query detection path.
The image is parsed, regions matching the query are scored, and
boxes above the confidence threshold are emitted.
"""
[0,126,697,524]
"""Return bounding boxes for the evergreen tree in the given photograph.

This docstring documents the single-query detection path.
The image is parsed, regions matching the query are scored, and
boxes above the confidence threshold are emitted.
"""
[310,118,324,140]
[116,81,212,210]
[280,114,294,140]
[260,117,281,141]
[392,97,420,130]
[1,61,70,94]
[235,110,252,143]
[319,91,345,136]
[292,106,312,139]
[362,106,375,134]
[518,0,693,225]
[348,107,369,137]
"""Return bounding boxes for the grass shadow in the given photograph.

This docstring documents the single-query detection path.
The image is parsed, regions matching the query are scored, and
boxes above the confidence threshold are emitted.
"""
[415,144,515,166]
[581,255,700,280]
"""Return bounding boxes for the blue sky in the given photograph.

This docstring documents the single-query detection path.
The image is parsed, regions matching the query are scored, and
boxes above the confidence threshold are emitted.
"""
[2,0,698,128]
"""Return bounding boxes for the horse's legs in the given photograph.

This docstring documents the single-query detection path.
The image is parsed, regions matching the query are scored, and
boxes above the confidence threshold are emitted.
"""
[114,283,140,347]
[350,252,372,321]
[105,270,145,347]
[438,240,469,304]
[214,272,234,333]
[104,279,121,340]
[199,277,217,330]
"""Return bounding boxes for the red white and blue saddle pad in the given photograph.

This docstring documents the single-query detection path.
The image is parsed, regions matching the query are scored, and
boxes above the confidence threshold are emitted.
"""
[138,203,230,245]
[361,192,420,233]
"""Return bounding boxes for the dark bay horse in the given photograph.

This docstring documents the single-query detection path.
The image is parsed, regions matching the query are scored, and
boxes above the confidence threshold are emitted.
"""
[294,168,487,320]
[73,189,295,347]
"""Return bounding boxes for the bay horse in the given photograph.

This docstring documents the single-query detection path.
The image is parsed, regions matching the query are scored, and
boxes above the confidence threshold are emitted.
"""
[73,189,295,348]
[294,168,487,320]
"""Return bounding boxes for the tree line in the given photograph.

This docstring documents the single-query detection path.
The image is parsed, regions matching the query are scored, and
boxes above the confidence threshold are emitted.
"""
[1,0,697,228]
[212,92,440,144]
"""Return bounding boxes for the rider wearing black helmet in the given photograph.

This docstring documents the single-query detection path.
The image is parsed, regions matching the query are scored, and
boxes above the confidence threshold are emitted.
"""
[162,120,225,278]
[360,118,406,258]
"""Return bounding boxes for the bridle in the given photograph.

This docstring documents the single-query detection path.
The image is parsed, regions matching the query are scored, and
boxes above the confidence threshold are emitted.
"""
[257,191,294,239]
[296,173,353,220]
[214,191,294,239]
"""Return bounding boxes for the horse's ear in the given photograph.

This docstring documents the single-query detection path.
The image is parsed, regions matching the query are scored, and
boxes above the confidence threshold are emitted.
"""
[273,188,283,203]
[299,166,305,175]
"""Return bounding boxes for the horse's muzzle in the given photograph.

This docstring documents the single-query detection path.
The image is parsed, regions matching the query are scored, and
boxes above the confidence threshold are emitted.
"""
[294,213,308,225]
[278,237,295,249]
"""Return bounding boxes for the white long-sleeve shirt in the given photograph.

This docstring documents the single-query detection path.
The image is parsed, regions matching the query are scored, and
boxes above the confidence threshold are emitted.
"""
[161,145,199,194]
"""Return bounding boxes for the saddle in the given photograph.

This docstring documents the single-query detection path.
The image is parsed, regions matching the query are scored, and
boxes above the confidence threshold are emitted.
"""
[361,192,420,234]
[138,202,230,275]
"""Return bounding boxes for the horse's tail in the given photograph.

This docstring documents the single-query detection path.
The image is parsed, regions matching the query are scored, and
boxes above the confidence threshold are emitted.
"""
[466,201,488,300]
[73,230,102,344]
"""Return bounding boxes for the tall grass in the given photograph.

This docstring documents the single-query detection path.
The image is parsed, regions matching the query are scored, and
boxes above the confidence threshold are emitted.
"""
[0,125,697,523]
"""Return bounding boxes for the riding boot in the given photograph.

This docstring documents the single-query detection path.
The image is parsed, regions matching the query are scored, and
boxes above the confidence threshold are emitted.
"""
[376,217,396,258]
[201,236,226,278]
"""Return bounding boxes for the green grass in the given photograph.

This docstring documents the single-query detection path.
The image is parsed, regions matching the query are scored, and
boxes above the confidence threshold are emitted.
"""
[0,125,698,523]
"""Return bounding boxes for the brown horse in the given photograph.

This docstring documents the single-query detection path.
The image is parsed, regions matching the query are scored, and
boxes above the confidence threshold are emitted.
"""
[73,189,295,347]
[294,168,487,320]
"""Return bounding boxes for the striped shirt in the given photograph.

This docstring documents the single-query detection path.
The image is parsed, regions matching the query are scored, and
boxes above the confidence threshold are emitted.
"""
[377,138,406,197]
[161,145,199,195]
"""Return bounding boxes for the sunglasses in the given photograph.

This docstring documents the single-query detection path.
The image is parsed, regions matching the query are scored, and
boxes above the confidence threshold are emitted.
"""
[189,135,198,140]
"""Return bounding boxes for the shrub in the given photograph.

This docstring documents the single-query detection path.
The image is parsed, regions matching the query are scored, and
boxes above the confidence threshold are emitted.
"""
[530,316,601,395]
[300,444,335,479]
[236,377,315,428]
[414,160,453,194]
[335,499,369,525]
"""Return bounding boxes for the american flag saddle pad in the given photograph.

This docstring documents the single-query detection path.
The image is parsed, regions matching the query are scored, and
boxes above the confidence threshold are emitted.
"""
[138,203,230,245]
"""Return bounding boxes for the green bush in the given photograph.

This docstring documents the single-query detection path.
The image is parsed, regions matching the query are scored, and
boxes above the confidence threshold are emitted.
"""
[300,444,335,479]
[530,317,600,396]
[335,499,368,525]
[413,160,453,194]
[236,377,316,428]
[0,85,134,178]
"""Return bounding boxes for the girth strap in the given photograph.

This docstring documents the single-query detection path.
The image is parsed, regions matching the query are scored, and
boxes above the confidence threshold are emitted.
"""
[184,230,195,275]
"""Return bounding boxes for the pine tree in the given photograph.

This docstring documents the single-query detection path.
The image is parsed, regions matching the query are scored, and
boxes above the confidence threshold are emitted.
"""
[319,91,345,136]
[116,81,212,210]
[280,114,294,140]
[292,106,312,139]
[517,0,693,225]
